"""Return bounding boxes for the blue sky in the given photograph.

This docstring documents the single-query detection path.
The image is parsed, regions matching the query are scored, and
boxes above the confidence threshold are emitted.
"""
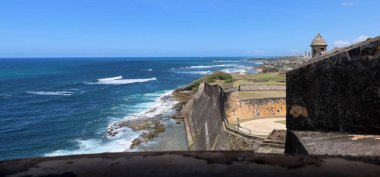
[0,0,379,57]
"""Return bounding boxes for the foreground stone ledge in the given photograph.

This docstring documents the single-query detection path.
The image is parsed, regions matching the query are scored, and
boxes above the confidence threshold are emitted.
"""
[285,130,380,156]
[1,152,380,177]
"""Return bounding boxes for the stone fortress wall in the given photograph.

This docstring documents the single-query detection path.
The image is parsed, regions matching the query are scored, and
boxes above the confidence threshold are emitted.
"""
[286,36,380,155]
[180,82,286,151]
[287,36,380,133]
[225,91,286,123]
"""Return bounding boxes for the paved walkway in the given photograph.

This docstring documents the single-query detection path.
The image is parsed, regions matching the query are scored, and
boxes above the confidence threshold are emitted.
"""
[240,118,286,137]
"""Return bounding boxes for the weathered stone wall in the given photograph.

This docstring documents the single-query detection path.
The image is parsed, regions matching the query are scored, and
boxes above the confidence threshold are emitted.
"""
[181,83,226,150]
[225,92,286,123]
[181,83,262,151]
[286,36,380,133]
[213,127,261,150]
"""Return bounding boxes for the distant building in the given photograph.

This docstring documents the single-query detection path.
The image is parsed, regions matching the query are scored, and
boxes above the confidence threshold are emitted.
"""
[304,51,311,58]
[310,33,328,58]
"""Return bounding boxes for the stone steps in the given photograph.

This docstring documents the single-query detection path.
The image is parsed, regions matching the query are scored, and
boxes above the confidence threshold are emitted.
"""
[256,129,286,153]
[261,137,285,148]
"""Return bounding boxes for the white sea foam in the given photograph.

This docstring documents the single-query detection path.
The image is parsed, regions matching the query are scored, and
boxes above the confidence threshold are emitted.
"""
[120,90,177,121]
[139,69,153,72]
[188,64,228,69]
[85,76,156,85]
[212,60,243,63]
[175,70,213,75]
[0,93,12,98]
[44,132,140,157]
[222,69,247,74]
[98,76,123,81]
[45,90,177,157]
[248,61,264,65]
[171,65,234,70]
[26,91,73,96]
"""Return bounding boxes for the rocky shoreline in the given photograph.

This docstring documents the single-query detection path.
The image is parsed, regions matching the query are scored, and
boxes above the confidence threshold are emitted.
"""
[105,91,190,150]
[110,60,297,151]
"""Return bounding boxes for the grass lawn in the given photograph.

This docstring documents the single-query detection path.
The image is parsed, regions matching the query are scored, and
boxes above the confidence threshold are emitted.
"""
[238,91,285,99]
[191,72,286,100]
[231,73,286,88]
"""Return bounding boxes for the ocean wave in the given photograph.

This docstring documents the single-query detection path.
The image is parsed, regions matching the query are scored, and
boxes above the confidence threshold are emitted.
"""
[248,61,264,65]
[26,91,73,96]
[106,90,177,138]
[188,64,229,69]
[85,76,157,85]
[175,70,213,75]
[45,90,178,157]
[44,134,140,157]
[222,69,247,74]
[121,90,176,120]
[98,76,123,81]
[212,60,243,63]
[0,93,13,98]
[171,64,233,70]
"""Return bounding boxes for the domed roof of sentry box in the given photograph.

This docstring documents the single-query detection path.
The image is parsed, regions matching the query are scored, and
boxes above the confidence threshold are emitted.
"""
[311,33,327,46]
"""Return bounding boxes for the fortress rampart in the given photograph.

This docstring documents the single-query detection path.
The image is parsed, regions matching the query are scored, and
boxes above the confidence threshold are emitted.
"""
[286,36,380,155]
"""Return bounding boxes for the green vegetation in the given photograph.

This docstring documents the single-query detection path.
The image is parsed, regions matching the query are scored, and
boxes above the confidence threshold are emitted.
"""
[231,73,286,88]
[189,71,234,91]
[185,72,286,100]
[231,73,286,99]
[260,66,280,73]
[232,72,285,82]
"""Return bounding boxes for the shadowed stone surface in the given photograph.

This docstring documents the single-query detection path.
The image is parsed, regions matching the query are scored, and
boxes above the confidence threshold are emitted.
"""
[286,36,380,133]
[1,152,380,177]
[181,83,226,150]
[285,130,380,156]
[286,36,380,156]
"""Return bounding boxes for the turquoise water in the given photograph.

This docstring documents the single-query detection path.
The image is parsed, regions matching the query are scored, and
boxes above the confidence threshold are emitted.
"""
[0,57,259,160]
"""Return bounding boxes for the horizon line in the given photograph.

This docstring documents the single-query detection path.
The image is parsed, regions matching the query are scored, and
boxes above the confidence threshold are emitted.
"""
[0,55,302,59]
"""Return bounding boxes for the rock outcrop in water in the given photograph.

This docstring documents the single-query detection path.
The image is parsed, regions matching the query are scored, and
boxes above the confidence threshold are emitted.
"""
[128,118,166,149]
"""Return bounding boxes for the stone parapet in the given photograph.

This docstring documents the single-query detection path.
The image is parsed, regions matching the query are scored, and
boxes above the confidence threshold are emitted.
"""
[285,130,380,156]
[2,152,380,177]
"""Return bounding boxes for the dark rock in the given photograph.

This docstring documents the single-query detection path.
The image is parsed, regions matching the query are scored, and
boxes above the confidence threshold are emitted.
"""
[155,123,165,133]
[129,120,166,149]
[130,139,142,149]
[171,113,184,120]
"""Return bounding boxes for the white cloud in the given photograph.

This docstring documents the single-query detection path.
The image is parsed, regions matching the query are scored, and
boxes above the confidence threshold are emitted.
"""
[249,49,264,54]
[341,2,354,7]
[333,35,370,48]
[354,35,369,43]
[333,40,351,47]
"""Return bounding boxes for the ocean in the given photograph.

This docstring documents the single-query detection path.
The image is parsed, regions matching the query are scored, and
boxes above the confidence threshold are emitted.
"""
[0,57,260,160]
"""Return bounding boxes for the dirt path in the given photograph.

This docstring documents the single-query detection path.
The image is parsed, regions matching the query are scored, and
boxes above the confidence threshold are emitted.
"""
[240,118,286,136]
